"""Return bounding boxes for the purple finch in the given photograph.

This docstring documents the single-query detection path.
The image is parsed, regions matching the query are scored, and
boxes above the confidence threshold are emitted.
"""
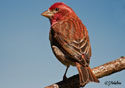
[42,2,99,86]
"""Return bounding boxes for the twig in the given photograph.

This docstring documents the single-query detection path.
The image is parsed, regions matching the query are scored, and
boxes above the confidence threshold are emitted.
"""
[45,56,125,88]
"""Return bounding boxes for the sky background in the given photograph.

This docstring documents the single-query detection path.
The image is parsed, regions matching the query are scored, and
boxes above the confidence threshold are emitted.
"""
[0,0,125,88]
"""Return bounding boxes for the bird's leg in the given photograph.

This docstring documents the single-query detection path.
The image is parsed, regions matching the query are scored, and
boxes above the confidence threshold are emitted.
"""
[63,66,69,81]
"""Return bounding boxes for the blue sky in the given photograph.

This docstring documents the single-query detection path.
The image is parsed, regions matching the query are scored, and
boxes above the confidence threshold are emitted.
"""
[0,0,125,88]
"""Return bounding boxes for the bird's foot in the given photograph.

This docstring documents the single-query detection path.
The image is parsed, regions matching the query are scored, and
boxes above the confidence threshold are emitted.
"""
[63,75,68,81]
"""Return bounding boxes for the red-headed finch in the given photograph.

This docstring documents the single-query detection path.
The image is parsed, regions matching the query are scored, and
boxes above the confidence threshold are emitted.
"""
[41,2,99,87]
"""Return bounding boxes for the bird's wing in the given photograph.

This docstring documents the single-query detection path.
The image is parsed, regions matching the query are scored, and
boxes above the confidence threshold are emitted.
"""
[51,18,91,65]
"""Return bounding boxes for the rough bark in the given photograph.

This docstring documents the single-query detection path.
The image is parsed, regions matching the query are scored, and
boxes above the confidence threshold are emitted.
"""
[45,56,125,88]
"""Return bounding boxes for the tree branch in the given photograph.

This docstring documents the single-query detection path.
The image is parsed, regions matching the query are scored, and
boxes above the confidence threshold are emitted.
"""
[45,56,125,88]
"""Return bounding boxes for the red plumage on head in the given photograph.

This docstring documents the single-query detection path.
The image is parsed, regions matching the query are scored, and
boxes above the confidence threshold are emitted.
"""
[49,2,65,10]
[48,2,75,25]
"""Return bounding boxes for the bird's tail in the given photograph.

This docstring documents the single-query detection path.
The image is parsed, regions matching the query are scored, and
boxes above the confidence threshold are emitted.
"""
[76,62,99,87]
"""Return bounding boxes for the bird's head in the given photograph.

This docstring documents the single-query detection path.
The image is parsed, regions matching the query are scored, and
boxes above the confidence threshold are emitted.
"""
[42,2,76,24]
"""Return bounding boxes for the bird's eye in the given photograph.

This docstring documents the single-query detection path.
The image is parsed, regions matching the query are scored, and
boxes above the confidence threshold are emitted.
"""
[55,8,59,11]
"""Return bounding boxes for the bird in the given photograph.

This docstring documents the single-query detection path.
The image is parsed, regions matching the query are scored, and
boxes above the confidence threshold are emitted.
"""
[41,2,99,87]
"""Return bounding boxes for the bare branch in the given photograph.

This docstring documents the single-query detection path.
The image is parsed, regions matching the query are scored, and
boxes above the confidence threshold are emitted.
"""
[45,56,125,88]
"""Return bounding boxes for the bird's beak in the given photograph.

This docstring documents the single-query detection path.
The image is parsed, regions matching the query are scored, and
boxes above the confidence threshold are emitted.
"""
[41,10,54,18]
